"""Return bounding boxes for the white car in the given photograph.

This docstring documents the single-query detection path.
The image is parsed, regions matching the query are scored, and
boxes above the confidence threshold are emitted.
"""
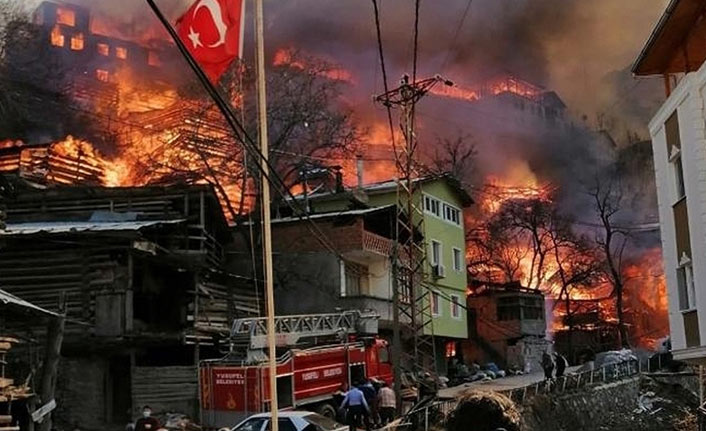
[225,411,348,431]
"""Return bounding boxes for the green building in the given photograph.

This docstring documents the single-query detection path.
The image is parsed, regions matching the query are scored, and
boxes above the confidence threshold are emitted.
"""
[294,173,473,362]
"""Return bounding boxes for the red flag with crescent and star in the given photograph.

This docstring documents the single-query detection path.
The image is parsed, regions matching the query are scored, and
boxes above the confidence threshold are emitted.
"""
[176,0,244,83]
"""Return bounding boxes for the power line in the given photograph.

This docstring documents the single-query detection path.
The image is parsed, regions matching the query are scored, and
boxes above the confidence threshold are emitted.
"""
[146,1,347,264]
[440,0,473,73]
[371,0,398,155]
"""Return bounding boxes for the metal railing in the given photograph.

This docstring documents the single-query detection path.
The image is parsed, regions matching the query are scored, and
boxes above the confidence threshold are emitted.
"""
[400,354,671,431]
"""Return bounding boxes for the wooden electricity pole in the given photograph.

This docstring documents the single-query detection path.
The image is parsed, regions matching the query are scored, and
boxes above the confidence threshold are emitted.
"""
[38,293,65,431]
[254,0,279,429]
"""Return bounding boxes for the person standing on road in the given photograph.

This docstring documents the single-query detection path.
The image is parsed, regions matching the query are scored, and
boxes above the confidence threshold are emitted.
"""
[340,382,370,431]
[378,382,396,426]
[554,353,568,378]
[541,352,554,380]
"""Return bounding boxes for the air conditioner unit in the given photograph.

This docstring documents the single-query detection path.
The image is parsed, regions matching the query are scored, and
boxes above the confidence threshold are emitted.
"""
[432,264,446,278]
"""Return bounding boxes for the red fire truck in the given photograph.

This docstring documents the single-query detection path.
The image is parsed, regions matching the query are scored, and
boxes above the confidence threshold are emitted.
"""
[199,312,393,429]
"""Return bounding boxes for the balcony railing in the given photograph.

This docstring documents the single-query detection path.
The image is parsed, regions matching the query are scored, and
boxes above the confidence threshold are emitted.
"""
[362,230,393,256]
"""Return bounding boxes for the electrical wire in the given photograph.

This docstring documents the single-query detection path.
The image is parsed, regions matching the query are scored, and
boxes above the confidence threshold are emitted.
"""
[146,0,347,264]
[440,0,473,73]
[371,0,398,154]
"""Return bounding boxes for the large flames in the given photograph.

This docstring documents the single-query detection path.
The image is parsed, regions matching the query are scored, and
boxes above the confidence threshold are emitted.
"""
[468,166,669,350]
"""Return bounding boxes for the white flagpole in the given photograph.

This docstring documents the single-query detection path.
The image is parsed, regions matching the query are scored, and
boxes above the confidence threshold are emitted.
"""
[254,0,279,430]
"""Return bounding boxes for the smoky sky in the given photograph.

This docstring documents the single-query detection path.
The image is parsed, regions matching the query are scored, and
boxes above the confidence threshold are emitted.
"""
[20,0,669,116]
[15,0,668,225]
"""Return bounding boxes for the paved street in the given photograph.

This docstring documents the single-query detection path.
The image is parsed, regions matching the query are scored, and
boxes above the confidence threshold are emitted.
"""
[439,366,583,398]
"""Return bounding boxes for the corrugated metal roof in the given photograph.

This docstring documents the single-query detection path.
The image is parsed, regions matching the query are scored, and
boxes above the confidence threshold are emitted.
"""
[0,219,185,236]
[271,204,395,224]
[0,289,59,316]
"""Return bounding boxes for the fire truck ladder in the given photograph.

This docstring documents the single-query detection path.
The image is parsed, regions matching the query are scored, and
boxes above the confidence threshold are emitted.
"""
[230,310,379,362]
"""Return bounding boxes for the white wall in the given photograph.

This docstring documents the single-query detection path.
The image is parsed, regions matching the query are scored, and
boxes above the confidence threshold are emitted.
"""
[649,62,706,354]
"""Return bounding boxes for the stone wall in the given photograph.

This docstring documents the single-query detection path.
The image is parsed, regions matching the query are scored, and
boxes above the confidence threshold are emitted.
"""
[522,374,699,431]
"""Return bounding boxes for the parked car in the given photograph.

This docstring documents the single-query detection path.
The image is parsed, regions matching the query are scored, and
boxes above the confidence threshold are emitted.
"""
[222,411,347,431]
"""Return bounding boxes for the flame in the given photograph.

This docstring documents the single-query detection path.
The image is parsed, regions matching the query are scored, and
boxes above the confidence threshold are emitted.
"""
[70,33,84,51]
[431,75,543,103]
[273,48,355,83]
[56,7,76,27]
[50,25,65,47]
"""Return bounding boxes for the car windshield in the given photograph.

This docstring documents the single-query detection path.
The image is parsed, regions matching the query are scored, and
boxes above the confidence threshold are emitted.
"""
[234,418,268,431]
[304,414,344,430]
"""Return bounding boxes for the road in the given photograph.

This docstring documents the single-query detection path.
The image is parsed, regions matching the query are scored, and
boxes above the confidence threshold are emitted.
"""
[438,366,583,398]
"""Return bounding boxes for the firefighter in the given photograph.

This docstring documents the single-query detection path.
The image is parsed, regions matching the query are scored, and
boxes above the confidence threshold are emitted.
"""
[340,381,370,431]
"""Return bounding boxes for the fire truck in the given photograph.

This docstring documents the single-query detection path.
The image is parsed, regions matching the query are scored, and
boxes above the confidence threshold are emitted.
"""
[199,311,393,429]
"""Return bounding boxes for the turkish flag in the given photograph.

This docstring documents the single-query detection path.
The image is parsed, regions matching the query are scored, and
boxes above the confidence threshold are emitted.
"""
[176,0,244,83]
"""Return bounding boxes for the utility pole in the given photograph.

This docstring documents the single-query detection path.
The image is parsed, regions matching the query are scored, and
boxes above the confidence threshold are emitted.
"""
[375,74,453,408]
[254,0,279,429]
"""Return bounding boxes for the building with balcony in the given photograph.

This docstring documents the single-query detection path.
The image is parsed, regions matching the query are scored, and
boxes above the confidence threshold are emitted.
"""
[633,0,706,364]
[256,205,405,332]
[462,281,549,373]
[283,173,473,368]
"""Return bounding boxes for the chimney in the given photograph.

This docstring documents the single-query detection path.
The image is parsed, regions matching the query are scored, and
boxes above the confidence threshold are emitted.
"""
[356,155,364,189]
[333,166,344,193]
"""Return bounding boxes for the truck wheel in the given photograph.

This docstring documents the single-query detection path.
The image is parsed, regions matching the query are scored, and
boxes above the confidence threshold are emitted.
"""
[316,403,337,419]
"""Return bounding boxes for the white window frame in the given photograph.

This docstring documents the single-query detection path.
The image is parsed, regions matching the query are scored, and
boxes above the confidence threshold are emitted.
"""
[431,290,441,317]
[678,253,696,312]
[670,147,686,203]
[430,239,442,266]
[450,294,461,319]
[422,194,462,227]
[452,247,463,272]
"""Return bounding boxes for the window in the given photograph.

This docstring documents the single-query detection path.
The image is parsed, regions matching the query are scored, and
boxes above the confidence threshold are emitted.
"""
[445,341,457,358]
[442,203,461,226]
[497,297,521,321]
[452,248,463,272]
[70,32,84,51]
[56,7,76,27]
[677,262,696,311]
[521,296,544,320]
[450,295,461,319]
[497,295,544,321]
[431,291,441,316]
[344,262,368,297]
[430,240,442,266]
[116,46,128,60]
[97,42,109,56]
[50,25,64,47]
[148,51,162,67]
[96,69,109,82]
[424,195,440,217]
[673,155,686,199]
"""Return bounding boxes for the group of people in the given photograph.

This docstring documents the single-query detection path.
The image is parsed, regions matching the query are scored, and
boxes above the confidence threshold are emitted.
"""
[338,379,397,431]
[540,352,568,380]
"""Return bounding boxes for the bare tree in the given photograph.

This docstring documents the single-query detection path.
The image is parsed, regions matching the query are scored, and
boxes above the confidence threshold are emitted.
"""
[546,212,601,358]
[427,134,476,181]
[588,172,630,348]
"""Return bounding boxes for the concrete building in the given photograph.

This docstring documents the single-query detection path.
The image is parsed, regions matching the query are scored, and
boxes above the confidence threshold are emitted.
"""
[286,174,473,367]
[463,281,549,373]
[264,205,404,332]
[633,0,706,363]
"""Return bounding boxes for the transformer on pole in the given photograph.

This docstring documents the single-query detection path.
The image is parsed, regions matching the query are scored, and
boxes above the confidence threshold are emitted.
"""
[375,74,453,409]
